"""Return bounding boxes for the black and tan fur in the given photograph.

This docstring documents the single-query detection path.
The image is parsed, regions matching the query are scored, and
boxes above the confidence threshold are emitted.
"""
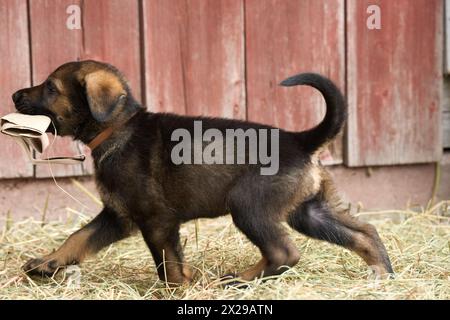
[12,60,393,285]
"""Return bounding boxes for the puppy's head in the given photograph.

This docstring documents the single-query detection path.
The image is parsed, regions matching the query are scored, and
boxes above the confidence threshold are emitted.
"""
[12,60,140,140]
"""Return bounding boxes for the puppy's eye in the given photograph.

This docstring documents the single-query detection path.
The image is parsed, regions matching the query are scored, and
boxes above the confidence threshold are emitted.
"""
[46,81,57,94]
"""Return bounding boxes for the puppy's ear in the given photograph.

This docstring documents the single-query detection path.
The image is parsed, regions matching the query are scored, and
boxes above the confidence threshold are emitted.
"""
[83,70,127,122]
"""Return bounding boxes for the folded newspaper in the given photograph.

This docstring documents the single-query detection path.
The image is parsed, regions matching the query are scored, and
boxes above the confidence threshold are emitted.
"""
[1,113,85,165]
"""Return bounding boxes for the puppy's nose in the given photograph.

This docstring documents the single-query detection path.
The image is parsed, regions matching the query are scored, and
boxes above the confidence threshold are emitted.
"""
[12,91,24,104]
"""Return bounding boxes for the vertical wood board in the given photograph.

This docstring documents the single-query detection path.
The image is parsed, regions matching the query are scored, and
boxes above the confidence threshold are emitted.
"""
[346,0,443,166]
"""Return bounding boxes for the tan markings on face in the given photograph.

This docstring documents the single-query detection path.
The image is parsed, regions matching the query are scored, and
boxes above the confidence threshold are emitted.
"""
[50,95,73,117]
[51,78,66,95]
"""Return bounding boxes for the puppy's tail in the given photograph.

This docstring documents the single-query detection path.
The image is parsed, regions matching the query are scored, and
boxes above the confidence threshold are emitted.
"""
[280,73,347,153]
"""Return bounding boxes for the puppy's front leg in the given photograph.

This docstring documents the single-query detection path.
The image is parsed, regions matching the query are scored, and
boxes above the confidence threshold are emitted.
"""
[23,207,134,276]
[139,220,192,285]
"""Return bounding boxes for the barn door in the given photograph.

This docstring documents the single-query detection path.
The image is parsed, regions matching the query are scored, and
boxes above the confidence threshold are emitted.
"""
[346,0,443,166]
[245,0,346,164]
[29,0,141,177]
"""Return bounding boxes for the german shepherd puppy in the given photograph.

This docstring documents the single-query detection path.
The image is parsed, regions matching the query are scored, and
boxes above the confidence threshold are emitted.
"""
[13,60,393,285]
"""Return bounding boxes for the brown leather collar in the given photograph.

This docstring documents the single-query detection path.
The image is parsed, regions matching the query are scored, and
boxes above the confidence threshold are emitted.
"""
[87,127,114,150]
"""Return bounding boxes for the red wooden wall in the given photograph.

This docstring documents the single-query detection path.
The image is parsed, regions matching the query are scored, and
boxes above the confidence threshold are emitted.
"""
[245,0,345,163]
[29,0,141,177]
[142,0,246,118]
[346,0,443,166]
[0,0,444,180]
[0,0,32,178]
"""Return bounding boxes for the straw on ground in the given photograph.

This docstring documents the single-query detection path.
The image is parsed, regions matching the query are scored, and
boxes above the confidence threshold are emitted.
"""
[0,201,449,299]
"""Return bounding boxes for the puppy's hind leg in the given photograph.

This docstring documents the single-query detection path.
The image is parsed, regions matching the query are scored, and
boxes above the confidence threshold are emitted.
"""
[288,177,393,278]
[226,180,301,283]
[230,211,301,282]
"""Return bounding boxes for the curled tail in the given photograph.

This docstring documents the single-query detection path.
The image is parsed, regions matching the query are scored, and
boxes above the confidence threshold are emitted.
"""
[280,73,347,152]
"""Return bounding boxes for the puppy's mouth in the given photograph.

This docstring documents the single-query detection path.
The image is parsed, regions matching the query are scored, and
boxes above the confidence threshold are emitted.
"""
[15,99,38,115]
[15,103,59,133]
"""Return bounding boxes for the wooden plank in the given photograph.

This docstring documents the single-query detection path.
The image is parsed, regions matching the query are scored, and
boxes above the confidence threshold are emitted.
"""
[29,0,85,178]
[443,76,450,113]
[83,0,141,102]
[30,0,141,177]
[141,0,186,114]
[445,0,450,74]
[442,76,450,148]
[245,0,345,164]
[142,0,245,119]
[346,0,443,166]
[0,0,33,178]
[444,112,450,148]
[80,0,141,176]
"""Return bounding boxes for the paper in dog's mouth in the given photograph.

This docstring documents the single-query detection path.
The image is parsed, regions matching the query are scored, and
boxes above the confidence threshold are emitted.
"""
[4,127,40,136]
[0,112,85,165]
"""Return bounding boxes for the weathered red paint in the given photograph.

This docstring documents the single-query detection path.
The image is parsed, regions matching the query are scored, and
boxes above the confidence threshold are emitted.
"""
[29,0,141,177]
[83,0,141,102]
[346,0,443,166]
[29,0,86,178]
[245,0,345,163]
[142,0,246,119]
[0,0,33,178]
[0,0,444,180]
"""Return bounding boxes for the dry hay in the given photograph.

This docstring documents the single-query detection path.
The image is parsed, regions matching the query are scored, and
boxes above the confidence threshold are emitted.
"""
[0,201,449,300]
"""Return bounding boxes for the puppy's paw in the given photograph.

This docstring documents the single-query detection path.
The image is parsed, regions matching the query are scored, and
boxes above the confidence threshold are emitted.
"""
[22,258,62,277]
